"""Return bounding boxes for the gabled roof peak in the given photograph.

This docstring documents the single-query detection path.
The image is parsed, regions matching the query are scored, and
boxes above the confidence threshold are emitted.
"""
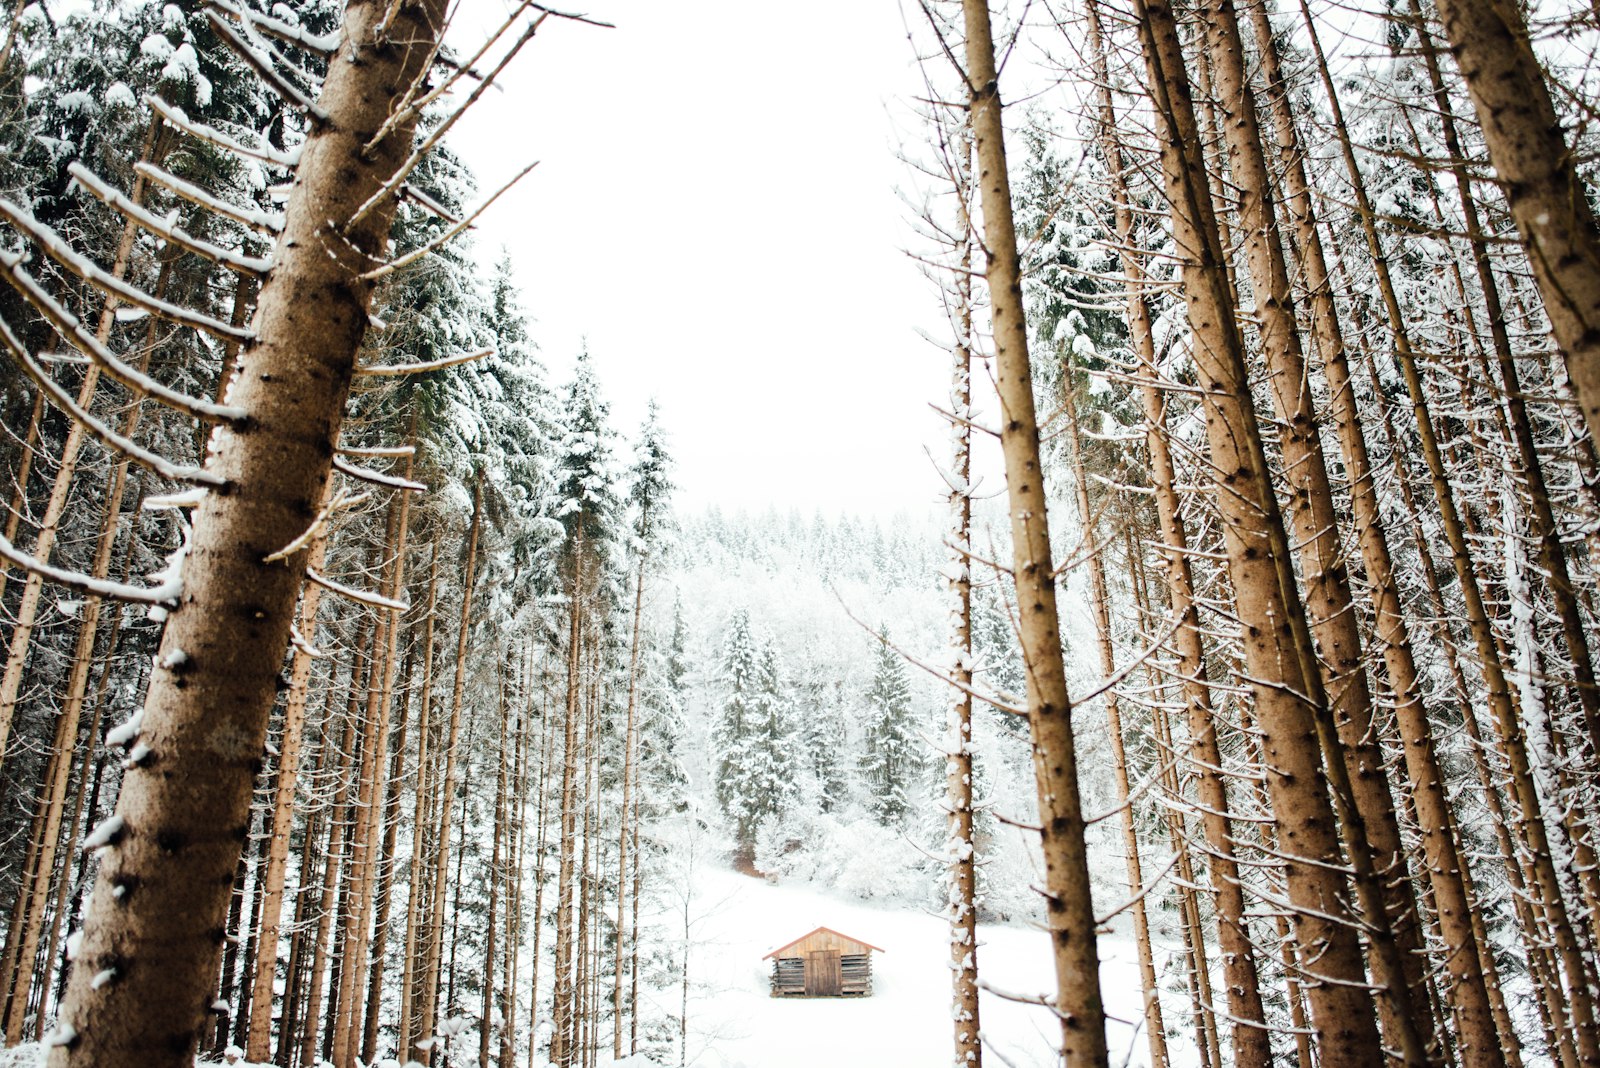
[762,925,886,959]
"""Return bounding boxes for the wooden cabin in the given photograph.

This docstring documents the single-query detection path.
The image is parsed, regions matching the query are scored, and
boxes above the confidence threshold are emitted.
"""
[764,926,883,997]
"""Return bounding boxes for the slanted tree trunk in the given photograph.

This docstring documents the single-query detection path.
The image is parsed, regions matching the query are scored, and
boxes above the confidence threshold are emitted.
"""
[1297,2,1600,1055]
[1245,4,1507,1059]
[1430,0,1600,516]
[1077,1,1271,1058]
[1129,0,1386,1060]
[1195,1,1433,1056]
[958,4,1107,1062]
[49,5,446,1060]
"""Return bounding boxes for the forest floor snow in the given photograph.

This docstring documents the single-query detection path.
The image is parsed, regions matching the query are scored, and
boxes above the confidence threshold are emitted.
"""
[0,866,1185,1068]
[657,866,1176,1068]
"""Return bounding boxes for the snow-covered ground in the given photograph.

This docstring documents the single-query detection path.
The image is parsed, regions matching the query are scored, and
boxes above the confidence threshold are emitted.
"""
[663,867,1169,1068]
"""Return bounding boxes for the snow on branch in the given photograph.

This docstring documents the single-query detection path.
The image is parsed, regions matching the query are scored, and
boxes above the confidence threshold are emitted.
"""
[204,11,329,123]
[305,567,406,613]
[0,199,259,340]
[337,444,415,458]
[0,250,246,424]
[133,162,284,234]
[0,313,225,487]
[208,0,339,55]
[145,96,300,169]
[69,164,274,278]
[331,455,426,492]
[356,346,492,377]
[0,528,181,606]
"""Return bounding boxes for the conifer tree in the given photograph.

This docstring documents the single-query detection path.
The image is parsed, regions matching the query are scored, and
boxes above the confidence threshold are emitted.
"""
[861,631,917,825]
[711,611,794,862]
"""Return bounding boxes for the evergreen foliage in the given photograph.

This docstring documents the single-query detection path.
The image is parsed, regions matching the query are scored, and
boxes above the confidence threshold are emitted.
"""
[860,629,919,825]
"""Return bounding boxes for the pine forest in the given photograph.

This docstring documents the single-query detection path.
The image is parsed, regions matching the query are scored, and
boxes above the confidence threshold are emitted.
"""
[0,0,1599,1065]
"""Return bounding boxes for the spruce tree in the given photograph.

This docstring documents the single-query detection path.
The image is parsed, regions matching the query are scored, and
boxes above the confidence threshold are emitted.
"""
[860,630,917,825]
[711,611,794,861]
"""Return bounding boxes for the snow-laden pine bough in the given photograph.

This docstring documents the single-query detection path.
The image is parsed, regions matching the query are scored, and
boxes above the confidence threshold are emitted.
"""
[0,3,607,1066]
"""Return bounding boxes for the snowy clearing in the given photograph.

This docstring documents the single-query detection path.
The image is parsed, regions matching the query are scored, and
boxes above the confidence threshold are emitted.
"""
[659,867,1171,1068]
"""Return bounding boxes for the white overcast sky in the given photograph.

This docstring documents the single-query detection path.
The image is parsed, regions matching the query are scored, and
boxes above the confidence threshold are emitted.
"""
[445,1,1006,519]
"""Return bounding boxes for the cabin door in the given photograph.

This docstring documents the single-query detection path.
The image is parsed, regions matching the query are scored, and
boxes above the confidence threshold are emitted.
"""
[805,950,841,996]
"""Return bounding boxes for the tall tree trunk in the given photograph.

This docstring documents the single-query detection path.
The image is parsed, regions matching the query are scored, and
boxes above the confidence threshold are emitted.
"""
[1129,0,1386,1060]
[613,541,648,1061]
[414,474,483,1065]
[362,636,415,1063]
[1298,2,1600,1055]
[398,544,439,1060]
[1063,386,1167,1067]
[940,107,983,1068]
[1430,0,1600,506]
[1077,0,1272,1058]
[481,667,510,1068]
[551,523,586,1068]
[1195,4,1433,1056]
[958,6,1108,1061]
[301,705,359,1068]
[1244,3,1505,1060]
[331,449,415,1068]
[244,501,334,1061]
[48,4,447,1062]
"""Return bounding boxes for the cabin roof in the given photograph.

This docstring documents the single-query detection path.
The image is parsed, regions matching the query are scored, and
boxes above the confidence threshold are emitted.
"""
[762,925,886,959]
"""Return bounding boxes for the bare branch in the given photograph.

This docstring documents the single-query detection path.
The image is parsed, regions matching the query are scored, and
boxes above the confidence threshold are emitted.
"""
[356,347,492,377]
[362,162,539,281]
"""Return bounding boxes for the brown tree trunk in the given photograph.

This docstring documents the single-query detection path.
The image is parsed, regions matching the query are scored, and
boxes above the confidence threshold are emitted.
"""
[331,451,415,1068]
[481,667,509,1068]
[958,5,1108,1061]
[362,635,415,1062]
[1195,4,1433,1056]
[1129,0,1386,1060]
[613,545,647,1060]
[414,474,483,1064]
[551,524,586,1068]
[1063,385,1167,1067]
[939,106,983,1068]
[1430,0,1600,510]
[48,4,446,1062]
[398,544,439,1060]
[1297,2,1600,1055]
[1244,4,1507,1060]
[243,506,334,1061]
[1076,1,1272,1058]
